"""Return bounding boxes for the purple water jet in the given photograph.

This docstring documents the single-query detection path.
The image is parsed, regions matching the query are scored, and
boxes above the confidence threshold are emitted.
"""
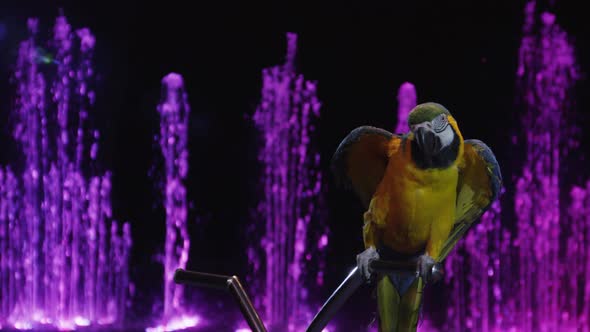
[394,82,417,134]
[0,16,132,330]
[567,182,590,330]
[442,198,504,332]
[248,32,327,331]
[436,1,586,331]
[512,1,582,330]
[146,73,199,332]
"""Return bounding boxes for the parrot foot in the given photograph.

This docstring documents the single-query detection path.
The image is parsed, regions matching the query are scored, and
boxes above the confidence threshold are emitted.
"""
[357,247,380,283]
[417,254,443,284]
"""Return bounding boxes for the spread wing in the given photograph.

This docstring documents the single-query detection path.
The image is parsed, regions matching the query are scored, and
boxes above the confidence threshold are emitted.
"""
[438,139,503,261]
[331,126,403,209]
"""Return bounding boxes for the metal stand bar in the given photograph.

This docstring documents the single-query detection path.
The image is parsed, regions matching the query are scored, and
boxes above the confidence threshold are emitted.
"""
[306,267,364,332]
[174,268,267,332]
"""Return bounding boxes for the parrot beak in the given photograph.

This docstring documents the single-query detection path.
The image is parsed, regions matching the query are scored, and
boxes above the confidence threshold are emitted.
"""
[415,127,441,157]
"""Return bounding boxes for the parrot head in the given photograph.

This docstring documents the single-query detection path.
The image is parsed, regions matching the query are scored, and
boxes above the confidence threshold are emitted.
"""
[408,102,462,168]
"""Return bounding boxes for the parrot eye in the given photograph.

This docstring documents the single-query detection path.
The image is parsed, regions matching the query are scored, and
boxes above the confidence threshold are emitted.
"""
[432,114,449,133]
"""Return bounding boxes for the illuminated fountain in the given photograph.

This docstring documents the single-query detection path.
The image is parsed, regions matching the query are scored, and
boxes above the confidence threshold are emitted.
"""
[437,1,588,331]
[0,16,132,330]
[146,73,199,332]
[394,82,416,134]
[511,2,583,330]
[567,182,590,331]
[248,32,328,331]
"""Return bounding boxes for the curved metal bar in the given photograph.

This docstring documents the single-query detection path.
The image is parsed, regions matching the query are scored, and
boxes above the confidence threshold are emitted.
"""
[173,269,229,290]
[174,268,267,332]
[306,267,364,332]
[226,275,267,332]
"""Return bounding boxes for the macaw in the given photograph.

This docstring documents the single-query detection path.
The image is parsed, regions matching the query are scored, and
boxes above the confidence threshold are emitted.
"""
[331,102,502,332]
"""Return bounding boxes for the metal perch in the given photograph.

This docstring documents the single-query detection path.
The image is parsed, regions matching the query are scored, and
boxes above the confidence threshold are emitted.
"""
[173,269,267,332]
[173,259,441,332]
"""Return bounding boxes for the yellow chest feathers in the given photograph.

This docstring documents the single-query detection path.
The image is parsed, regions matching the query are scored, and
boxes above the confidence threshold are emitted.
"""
[368,146,459,252]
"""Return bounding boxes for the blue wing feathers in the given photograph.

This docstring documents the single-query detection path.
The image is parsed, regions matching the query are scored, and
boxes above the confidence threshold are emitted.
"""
[464,139,503,204]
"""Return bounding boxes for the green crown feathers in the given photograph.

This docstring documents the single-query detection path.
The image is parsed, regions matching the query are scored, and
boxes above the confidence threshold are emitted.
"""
[408,102,451,125]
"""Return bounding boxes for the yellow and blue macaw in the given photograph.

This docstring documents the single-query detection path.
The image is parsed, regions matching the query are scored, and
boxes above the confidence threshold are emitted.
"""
[331,102,502,332]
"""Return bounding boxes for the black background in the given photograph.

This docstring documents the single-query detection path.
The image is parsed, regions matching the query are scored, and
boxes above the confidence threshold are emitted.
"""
[1,0,589,329]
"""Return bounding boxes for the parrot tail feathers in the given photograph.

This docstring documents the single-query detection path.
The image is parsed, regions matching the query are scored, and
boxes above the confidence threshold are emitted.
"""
[377,276,400,332]
[377,276,424,332]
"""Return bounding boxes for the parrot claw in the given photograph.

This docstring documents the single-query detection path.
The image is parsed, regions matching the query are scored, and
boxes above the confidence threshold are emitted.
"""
[357,247,379,283]
[417,254,443,284]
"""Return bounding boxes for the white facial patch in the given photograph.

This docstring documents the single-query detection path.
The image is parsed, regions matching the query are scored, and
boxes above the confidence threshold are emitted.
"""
[431,114,448,133]
[432,114,454,148]
[437,124,454,148]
